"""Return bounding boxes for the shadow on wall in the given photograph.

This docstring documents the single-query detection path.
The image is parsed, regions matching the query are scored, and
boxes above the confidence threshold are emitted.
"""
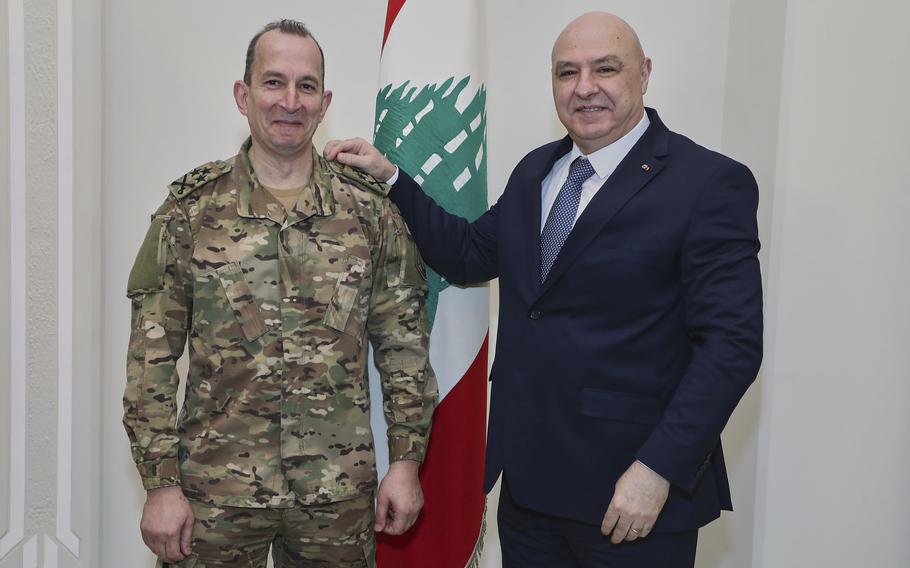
[695,373,764,568]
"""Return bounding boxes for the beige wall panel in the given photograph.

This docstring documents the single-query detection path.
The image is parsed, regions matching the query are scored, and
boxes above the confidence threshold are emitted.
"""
[1,0,27,563]
[65,0,103,565]
[0,0,102,565]
[21,2,62,565]
[0,0,13,551]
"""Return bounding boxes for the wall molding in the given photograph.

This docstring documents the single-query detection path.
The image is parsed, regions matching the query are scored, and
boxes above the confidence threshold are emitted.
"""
[43,536,58,568]
[55,0,80,558]
[21,536,36,568]
[0,0,27,559]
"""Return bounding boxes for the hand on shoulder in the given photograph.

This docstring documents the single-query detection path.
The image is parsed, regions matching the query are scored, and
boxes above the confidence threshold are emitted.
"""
[324,138,398,184]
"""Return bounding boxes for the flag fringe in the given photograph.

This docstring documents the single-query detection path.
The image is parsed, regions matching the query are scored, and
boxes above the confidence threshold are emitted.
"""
[463,497,487,568]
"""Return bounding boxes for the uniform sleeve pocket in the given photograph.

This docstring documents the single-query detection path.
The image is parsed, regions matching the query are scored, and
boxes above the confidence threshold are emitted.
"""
[386,214,427,289]
[324,255,368,338]
[579,388,662,425]
[127,214,172,296]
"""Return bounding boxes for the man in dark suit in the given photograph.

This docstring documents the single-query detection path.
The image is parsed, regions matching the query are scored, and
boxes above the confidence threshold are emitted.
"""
[326,11,762,567]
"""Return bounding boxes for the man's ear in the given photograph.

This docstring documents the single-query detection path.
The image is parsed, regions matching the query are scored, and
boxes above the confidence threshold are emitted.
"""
[319,89,333,120]
[233,80,250,116]
[640,58,652,95]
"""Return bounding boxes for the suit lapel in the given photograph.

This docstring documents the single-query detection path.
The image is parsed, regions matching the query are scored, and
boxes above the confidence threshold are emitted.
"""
[536,109,670,300]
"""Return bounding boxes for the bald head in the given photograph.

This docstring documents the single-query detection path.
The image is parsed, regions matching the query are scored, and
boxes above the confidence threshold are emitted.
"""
[553,12,645,67]
[550,11,651,153]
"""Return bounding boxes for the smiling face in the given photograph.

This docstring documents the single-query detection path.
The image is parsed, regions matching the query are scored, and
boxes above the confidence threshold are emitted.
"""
[233,29,332,161]
[551,12,651,154]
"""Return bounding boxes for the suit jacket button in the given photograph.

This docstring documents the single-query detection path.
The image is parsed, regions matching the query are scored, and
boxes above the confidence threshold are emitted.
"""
[529,310,541,320]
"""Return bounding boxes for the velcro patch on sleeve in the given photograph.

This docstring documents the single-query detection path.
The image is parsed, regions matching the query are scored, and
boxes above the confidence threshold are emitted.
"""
[127,214,171,296]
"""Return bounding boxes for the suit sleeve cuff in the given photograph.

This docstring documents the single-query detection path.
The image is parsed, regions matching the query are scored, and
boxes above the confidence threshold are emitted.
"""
[137,458,181,491]
[384,166,400,186]
[635,440,707,496]
[388,168,422,205]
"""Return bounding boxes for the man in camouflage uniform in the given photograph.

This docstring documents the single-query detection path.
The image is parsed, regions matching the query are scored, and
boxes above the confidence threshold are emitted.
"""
[124,20,437,567]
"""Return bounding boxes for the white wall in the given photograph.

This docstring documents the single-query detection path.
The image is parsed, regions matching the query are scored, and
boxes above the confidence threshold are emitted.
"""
[755,1,910,566]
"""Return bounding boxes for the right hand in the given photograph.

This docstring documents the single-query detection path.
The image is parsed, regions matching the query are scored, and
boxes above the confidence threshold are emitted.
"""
[324,138,397,182]
[374,460,424,536]
[140,485,194,563]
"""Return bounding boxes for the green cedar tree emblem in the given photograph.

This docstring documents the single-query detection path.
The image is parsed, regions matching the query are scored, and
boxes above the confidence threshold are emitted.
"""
[374,76,488,329]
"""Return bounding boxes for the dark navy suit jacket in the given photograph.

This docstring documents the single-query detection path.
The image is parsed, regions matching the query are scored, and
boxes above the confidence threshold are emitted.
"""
[388,108,763,532]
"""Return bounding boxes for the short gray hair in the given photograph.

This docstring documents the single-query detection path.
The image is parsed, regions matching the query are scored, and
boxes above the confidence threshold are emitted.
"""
[243,19,325,85]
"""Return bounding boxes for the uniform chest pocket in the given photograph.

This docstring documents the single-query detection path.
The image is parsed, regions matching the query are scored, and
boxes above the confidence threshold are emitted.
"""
[323,255,369,339]
[192,262,267,349]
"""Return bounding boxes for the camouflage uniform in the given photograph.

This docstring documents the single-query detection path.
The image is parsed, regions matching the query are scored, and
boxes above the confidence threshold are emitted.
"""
[160,494,376,567]
[124,138,437,516]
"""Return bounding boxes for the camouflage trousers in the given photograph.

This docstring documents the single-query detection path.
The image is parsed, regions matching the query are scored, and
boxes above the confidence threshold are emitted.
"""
[158,494,376,568]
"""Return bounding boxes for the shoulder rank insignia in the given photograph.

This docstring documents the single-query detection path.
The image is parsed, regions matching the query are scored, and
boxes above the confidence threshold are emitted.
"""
[327,159,391,197]
[168,159,233,199]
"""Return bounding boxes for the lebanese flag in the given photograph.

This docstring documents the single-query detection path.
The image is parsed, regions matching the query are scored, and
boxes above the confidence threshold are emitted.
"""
[366,1,490,566]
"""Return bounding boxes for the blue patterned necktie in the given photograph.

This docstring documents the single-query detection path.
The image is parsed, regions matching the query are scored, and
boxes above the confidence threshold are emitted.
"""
[539,156,596,282]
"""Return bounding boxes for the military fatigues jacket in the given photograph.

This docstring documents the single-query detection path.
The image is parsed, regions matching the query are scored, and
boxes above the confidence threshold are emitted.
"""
[124,139,437,508]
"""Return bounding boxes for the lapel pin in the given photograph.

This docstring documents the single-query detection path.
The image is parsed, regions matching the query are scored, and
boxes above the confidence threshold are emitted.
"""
[641,163,651,172]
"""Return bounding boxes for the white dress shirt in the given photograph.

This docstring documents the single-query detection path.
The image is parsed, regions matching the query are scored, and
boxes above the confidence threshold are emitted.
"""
[540,112,650,233]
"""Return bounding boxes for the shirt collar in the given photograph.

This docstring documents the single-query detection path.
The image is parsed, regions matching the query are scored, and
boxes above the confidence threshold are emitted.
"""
[570,111,651,179]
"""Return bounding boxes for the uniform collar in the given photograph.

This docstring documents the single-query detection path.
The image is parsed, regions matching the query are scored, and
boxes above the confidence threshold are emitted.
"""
[235,138,336,226]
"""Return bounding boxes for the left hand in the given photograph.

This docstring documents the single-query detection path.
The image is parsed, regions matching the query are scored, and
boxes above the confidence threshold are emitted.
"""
[601,460,670,544]
[374,460,424,535]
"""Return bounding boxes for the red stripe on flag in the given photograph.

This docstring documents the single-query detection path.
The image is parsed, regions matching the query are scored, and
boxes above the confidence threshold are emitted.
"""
[377,335,489,567]
[381,0,407,52]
